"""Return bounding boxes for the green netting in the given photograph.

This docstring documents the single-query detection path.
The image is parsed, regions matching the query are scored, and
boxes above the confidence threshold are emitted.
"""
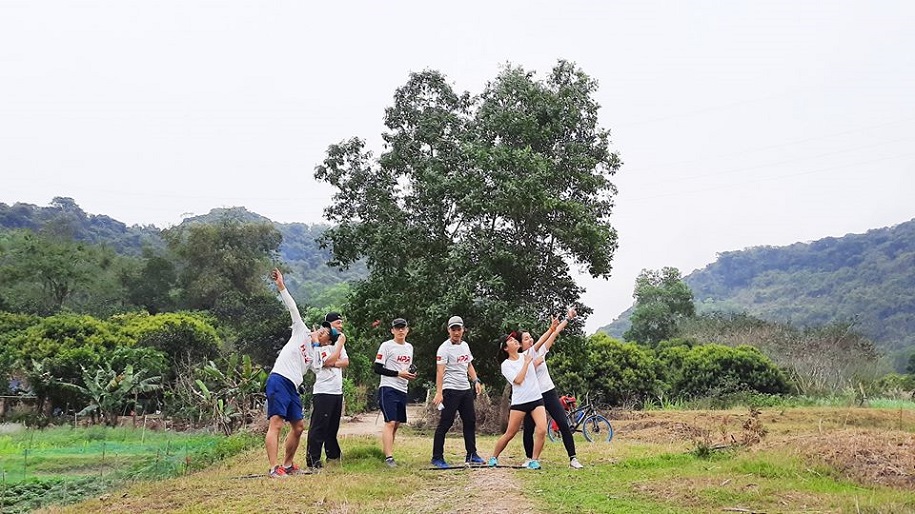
[0,426,258,513]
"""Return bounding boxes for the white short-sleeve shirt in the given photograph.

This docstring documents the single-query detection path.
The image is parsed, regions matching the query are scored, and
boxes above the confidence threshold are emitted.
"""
[436,340,473,391]
[533,345,556,393]
[375,339,413,393]
[500,348,543,405]
[312,344,348,395]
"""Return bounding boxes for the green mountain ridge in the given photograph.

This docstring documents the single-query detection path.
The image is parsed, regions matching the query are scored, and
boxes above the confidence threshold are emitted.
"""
[599,218,915,359]
[0,198,366,304]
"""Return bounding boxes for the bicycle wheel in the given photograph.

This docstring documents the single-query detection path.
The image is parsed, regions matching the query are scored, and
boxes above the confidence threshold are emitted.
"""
[582,414,613,442]
[547,417,560,442]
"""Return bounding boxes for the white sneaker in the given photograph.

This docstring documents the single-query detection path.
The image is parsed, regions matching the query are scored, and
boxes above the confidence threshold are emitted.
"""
[569,457,584,469]
[521,459,532,467]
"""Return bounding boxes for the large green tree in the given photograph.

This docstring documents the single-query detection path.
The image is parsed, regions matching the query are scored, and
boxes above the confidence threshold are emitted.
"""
[162,214,282,312]
[624,267,695,346]
[315,61,620,381]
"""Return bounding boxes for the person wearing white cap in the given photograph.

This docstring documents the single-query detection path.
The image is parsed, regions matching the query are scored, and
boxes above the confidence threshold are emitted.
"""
[430,315,485,468]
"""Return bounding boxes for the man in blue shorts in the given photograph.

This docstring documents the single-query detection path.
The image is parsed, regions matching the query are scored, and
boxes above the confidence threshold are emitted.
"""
[265,269,336,477]
[373,317,416,467]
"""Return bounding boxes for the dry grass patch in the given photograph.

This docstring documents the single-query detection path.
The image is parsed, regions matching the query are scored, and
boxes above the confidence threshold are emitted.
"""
[789,429,915,488]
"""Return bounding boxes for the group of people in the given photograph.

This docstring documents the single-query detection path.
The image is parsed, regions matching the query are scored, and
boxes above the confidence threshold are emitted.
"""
[264,268,582,477]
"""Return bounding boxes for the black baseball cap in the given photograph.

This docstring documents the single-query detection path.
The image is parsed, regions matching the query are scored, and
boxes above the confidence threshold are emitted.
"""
[391,318,408,328]
[325,312,342,323]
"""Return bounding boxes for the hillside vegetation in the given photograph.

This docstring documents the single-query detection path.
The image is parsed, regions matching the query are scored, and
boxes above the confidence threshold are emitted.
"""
[0,198,365,305]
[601,218,915,362]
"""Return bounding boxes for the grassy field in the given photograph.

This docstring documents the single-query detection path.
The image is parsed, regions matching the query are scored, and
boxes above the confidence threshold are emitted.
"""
[0,424,258,513]
[21,405,915,514]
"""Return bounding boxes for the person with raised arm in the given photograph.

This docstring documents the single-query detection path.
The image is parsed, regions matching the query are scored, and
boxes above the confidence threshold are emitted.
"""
[488,325,554,470]
[520,307,583,469]
[264,268,332,478]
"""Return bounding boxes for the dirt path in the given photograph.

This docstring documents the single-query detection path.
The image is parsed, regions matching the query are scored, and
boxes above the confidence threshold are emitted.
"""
[386,466,538,514]
[338,404,424,436]
[340,405,538,513]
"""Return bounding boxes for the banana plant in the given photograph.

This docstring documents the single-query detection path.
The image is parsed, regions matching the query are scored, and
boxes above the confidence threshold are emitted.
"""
[64,364,161,426]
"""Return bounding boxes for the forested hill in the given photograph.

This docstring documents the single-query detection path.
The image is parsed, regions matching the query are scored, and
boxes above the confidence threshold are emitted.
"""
[0,198,365,303]
[0,197,163,255]
[600,218,915,354]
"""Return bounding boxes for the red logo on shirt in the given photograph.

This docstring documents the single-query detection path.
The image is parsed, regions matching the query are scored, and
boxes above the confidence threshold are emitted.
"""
[376,353,383,360]
[395,355,411,363]
[436,356,443,361]
[457,355,470,363]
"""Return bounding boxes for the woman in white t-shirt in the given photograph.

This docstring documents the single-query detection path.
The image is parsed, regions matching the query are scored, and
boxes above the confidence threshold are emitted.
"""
[520,308,584,469]
[488,330,550,470]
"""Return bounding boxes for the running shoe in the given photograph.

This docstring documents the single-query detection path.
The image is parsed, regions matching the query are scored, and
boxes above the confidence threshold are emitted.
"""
[569,457,584,469]
[465,453,486,466]
[268,466,288,478]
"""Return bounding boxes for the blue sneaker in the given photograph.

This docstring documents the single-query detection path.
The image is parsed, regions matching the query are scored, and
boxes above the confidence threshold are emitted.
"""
[525,459,541,470]
[465,453,485,466]
[487,456,498,467]
[431,458,449,469]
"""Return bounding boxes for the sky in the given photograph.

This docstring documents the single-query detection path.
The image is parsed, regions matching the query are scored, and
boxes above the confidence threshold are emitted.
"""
[1,1,913,332]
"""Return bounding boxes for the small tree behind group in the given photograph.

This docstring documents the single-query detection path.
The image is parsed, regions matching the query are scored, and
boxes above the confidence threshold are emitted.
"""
[624,267,695,347]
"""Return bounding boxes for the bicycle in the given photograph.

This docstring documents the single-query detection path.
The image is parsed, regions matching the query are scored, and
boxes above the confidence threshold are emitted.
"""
[547,394,614,443]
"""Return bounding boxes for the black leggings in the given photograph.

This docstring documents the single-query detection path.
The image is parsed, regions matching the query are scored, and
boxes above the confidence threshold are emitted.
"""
[523,388,576,459]
[306,393,343,466]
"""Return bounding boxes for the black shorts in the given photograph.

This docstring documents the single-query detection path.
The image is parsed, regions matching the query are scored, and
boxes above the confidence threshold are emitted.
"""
[510,399,544,414]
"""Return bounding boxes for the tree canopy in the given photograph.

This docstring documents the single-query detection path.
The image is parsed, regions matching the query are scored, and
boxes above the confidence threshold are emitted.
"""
[315,61,621,380]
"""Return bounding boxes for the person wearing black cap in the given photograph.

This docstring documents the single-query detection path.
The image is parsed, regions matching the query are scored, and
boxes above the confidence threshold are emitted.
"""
[373,317,416,467]
[430,315,485,468]
[305,312,349,470]
[323,312,343,343]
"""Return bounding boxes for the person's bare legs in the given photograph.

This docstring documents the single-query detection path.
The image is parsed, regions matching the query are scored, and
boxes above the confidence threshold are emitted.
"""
[530,407,548,460]
[382,421,400,457]
[492,410,526,458]
[265,415,286,469]
[282,419,305,467]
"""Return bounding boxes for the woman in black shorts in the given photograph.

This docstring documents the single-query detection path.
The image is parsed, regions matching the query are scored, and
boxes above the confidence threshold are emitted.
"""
[488,331,550,469]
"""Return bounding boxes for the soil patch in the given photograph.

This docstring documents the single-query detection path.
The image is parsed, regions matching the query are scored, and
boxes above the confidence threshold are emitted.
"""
[387,467,537,514]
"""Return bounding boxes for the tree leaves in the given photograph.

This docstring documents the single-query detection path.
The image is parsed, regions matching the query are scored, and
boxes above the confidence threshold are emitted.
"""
[315,62,620,381]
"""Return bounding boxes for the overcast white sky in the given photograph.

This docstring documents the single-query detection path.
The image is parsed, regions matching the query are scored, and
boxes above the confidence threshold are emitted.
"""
[1,1,913,332]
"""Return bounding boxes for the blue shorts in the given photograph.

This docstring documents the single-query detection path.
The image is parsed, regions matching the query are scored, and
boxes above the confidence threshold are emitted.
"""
[378,386,407,423]
[266,373,304,422]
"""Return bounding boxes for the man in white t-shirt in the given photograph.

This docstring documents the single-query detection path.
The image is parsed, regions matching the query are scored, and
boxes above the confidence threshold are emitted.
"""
[265,269,334,478]
[304,312,349,470]
[373,318,416,467]
[430,315,485,468]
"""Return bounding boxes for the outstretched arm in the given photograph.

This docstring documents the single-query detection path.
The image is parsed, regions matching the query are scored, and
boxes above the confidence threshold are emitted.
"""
[272,268,304,325]
[532,316,560,354]
[540,307,577,353]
